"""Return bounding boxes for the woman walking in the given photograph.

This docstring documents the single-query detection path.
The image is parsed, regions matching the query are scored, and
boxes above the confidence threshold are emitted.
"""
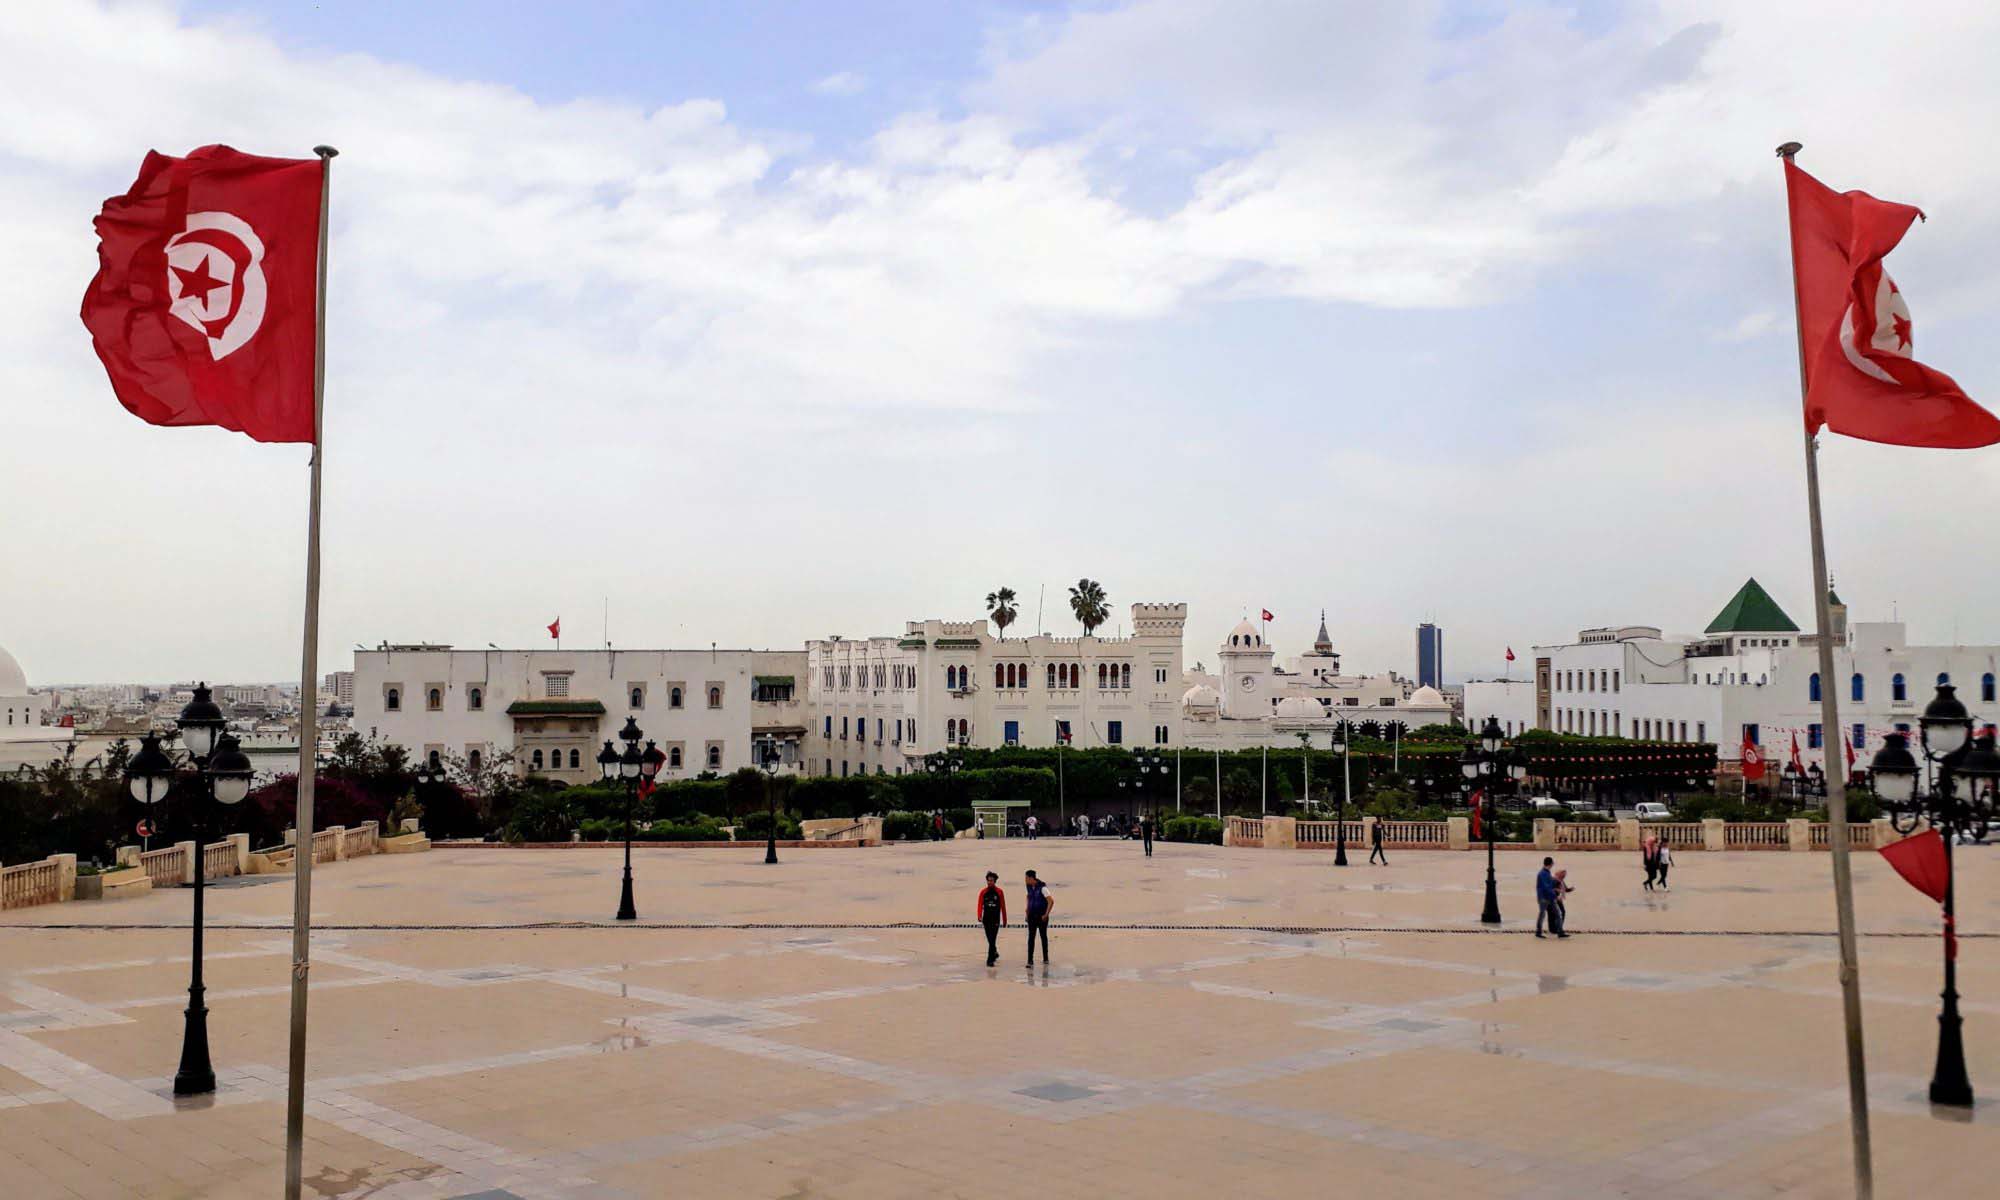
[1655,841,1674,891]
[1641,833,1659,891]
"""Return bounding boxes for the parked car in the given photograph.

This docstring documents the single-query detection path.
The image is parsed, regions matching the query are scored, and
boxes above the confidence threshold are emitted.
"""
[1527,796,1564,812]
[1633,802,1674,821]
[1561,799,1598,813]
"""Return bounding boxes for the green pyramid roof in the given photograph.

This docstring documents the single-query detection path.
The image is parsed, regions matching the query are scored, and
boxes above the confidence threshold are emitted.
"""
[1705,578,1798,634]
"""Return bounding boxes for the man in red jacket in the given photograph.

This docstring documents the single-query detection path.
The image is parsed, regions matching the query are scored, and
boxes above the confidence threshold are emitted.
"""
[976,871,1007,966]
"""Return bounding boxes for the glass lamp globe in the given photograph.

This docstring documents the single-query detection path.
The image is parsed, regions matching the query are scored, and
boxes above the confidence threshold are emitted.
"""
[209,735,253,805]
[1479,717,1504,755]
[126,732,175,807]
[177,683,226,760]
[596,741,620,782]
[1920,684,1972,759]
[1869,734,1920,804]
[620,742,643,779]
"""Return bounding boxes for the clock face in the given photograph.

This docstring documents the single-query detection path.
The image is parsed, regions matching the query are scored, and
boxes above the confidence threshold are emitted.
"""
[1239,675,1257,691]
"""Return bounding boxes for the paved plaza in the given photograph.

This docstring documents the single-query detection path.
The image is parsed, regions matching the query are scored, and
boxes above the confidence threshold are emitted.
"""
[2,840,1996,1198]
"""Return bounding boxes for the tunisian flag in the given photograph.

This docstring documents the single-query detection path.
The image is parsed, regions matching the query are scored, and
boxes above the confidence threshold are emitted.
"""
[1741,735,1767,782]
[81,146,323,443]
[1784,159,1998,448]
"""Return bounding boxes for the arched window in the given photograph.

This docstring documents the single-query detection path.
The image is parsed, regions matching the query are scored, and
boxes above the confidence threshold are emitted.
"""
[468,686,483,710]
[467,749,482,772]
[996,664,1006,688]
[631,687,644,709]
[1098,663,1108,688]
[568,749,580,769]
[531,749,544,770]
[1121,663,1131,689]
[385,688,400,711]
[707,745,721,768]
[1809,673,1821,702]
[708,686,722,708]
[1231,635,1239,646]
[427,688,442,710]
[1984,673,1996,703]
[1046,663,1056,688]
[1892,673,1907,702]
[670,686,683,708]
[1851,674,1864,702]
[669,746,683,768]
[427,749,441,771]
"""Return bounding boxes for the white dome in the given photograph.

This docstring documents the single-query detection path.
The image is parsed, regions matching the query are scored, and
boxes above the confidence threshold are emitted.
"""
[0,644,26,696]
[1180,684,1219,710]
[1407,685,1446,707]
[1223,618,1263,649]
[1273,696,1322,720]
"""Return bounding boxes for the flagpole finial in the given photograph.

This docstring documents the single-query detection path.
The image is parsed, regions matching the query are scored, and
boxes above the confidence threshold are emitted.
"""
[314,145,339,159]
[1776,141,1802,159]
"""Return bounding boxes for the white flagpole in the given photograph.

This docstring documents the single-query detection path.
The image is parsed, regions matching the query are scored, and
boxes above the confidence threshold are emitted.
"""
[283,144,335,1200]
[1778,140,1873,1200]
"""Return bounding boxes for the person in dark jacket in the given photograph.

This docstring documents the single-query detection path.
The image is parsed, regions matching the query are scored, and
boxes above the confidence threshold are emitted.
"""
[1140,813,1154,856]
[976,871,1007,966]
[1023,870,1054,967]
[1368,819,1387,865]
[1536,857,1571,938]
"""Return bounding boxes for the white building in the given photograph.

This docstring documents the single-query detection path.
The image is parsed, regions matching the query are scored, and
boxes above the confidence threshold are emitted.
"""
[351,644,806,785]
[1464,578,2000,776]
[1,642,70,772]
[1179,614,1454,749]
[802,604,1189,776]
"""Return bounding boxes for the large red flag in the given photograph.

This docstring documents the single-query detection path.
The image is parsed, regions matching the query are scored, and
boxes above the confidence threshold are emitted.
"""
[1741,735,1767,782]
[1784,160,1998,448]
[1879,828,1949,904]
[81,145,323,443]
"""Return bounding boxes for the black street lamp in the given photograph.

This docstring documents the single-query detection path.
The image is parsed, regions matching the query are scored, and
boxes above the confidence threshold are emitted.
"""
[598,716,650,921]
[122,684,253,1096]
[759,741,783,864]
[1330,722,1350,867]
[1118,750,1166,852]
[1869,683,1996,1109]
[1461,716,1528,925]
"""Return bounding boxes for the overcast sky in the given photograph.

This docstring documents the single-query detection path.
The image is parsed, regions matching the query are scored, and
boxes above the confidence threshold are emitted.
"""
[6,0,2000,688]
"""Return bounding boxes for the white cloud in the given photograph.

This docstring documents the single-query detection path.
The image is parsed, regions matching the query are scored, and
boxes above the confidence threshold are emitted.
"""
[811,70,866,96]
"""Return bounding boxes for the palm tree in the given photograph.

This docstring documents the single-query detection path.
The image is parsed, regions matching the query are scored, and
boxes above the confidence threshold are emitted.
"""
[985,587,1019,640]
[1068,578,1109,637]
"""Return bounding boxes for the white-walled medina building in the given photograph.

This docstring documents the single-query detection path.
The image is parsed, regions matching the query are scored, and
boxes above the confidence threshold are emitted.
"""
[1179,613,1453,749]
[803,604,1190,776]
[1,641,71,772]
[1462,578,2000,775]
[351,644,808,784]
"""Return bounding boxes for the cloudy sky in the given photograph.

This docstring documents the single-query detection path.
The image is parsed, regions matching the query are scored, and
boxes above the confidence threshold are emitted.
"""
[6,0,2000,687]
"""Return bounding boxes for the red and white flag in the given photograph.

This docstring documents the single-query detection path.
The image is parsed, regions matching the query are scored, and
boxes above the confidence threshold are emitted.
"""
[1741,735,1767,782]
[1505,647,1516,663]
[1260,609,1274,622]
[1468,788,1484,840]
[548,618,561,640]
[1785,159,1998,448]
[81,146,324,443]
[1790,732,1806,775]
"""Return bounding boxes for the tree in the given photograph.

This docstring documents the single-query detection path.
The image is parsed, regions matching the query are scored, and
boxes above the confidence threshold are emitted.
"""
[1068,578,1109,636]
[985,587,1019,639]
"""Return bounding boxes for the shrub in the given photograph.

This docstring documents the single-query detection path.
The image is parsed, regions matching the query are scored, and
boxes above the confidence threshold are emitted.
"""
[882,811,933,841]
[642,817,729,842]
[735,809,803,840]
[505,788,579,842]
[1163,815,1223,844]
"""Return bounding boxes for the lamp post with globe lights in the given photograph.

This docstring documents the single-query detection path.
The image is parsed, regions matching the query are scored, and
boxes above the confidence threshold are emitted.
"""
[1118,750,1167,849]
[122,684,254,1095]
[1868,683,1997,1108]
[1330,722,1351,867]
[596,717,657,921]
[1460,716,1529,925]
[759,742,784,864]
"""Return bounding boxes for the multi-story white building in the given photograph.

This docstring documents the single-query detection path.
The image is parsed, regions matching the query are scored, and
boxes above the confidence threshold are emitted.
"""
[1463,578,2000,775]
[1179,614,1453,749]
[323,671,355,706]
[802,604,1190,776]
[351,644,806,785]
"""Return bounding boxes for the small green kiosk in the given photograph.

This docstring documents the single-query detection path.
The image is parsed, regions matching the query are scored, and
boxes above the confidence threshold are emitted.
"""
[970,797,1030,839]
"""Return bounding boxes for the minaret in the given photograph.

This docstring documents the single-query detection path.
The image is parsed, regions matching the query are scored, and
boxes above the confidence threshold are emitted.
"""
[1313,610,1333,655]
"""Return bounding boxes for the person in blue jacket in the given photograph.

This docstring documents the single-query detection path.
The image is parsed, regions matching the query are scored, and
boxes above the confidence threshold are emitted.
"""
[1536,856,1571,938]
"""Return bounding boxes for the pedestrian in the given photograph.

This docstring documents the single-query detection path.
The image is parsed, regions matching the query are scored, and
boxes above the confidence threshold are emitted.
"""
[1026,814,1039,840]
[1077,814,1089,838]
[1140,813,1154,857]
[1535,856,1570,939]
[1368,818,1387,865]
[1655,841,1673,891]
[1554,867,1575,929]
[933,810,946,842]
[1641,833,1659,891]
[1023,869,1053,967]
[976,871,1007,966]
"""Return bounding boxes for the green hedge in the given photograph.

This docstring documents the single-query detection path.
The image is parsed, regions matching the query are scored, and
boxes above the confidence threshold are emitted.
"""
[1163,815,1223,844]
[735,810,803,840]
[883,811,956,841]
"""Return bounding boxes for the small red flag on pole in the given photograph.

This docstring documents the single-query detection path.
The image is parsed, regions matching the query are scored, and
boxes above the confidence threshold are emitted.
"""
[548,617,561,641]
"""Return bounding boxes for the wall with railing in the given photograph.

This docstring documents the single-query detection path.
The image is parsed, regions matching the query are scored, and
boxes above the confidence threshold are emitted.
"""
[1555,822,1618,849]
[1227,815,1900,855]
[2,856,67,910]
[1725,822,1789,850]
[1811,822,1877,849]
[1379,820,1448,847]
[1224,816,1264,847]
[1296,821,1365,846]
[140,845,188,888]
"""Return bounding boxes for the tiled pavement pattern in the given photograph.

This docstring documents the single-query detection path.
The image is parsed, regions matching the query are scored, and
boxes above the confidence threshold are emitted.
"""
[0,842,1995,1197]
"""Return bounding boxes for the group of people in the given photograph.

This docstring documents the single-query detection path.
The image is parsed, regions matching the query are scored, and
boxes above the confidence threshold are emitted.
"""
[976,870,1054,967]
[1641,833,1674,890]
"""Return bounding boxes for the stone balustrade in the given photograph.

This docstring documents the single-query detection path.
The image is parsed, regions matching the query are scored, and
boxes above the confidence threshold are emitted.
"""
[1228,814,1900,854]
[2,854,73,910]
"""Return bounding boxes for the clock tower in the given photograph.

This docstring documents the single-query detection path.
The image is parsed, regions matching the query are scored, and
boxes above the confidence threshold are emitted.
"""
[1217,617,1274,720]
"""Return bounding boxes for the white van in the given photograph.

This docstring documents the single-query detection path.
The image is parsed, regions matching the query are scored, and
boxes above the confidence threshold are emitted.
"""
[1633,802,1673,821]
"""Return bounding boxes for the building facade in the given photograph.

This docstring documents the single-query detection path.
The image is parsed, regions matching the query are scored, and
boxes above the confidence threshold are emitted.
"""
[351,644,805,784]
[1179,616,1453,750]
[1463,578,2000,775]
[802,604,1190,777]
[1415,623,1443,689]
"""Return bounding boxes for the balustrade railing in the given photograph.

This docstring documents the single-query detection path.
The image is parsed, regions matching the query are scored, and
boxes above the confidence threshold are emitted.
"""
[140,845,187,888]
[1809,822,1877,849]
[202,839,238,880]
[1725,822,1789,850]
[1226,816,1264,847]
[1651,823,1706,850]
[1555,822,1618,848]
[346,822,379,857]
[2,858,62,910]
[312,829,339,864]
[1295,821,1365,845]
[1380,820,1447,846]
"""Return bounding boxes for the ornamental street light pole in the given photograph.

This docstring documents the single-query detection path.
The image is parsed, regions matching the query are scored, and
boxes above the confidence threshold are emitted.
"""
[1118,750,1166,853]
[1461,716,1528,925]
[760,742,782,864]
[1331,722,1350,867]
[598,717,650,921]
[122,684,253,1096]
[1868,684,1996,1109]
